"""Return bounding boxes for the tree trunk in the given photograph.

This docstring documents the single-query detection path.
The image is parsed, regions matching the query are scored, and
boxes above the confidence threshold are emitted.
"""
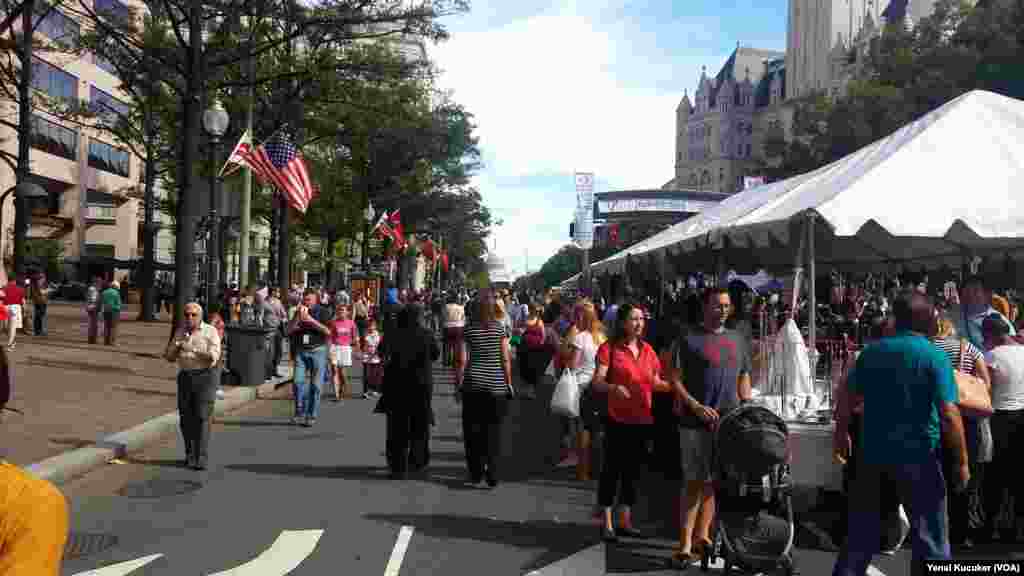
[324,229,337,289]
[173,0,202,324]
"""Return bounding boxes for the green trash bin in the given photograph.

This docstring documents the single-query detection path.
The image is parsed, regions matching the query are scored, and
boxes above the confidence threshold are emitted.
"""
[225,325,271,386]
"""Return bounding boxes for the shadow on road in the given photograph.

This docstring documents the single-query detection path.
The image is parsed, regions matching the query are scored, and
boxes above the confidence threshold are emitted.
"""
[113,386,177,398]
[364,513,600,572]
[217,419,294,428]
[124,457,190,469]
[224,463,471,491]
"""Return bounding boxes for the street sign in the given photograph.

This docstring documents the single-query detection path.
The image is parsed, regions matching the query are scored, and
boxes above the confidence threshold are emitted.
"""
[574,172,594,249]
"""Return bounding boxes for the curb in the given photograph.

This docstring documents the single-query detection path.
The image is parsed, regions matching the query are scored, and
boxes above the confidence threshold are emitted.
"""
[25,374,292,486]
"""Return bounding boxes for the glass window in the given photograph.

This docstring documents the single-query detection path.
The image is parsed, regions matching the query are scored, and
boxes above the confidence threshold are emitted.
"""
[31,58,78,104]
[746,143,752,157]
[29,114,77,160]
[35,3,80,48]
[90,86,129,127]
[738,143,743,156]
[88,139,130,177]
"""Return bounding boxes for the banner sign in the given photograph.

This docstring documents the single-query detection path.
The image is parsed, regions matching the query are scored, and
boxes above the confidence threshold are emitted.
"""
[596,198,718,214]
[575,172,595,249]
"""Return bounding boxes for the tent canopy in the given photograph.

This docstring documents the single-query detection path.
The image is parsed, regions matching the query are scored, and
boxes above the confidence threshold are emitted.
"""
[593,90,1024,275]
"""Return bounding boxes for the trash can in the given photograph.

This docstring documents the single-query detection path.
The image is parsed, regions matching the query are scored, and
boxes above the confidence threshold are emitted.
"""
[225,325,272,386]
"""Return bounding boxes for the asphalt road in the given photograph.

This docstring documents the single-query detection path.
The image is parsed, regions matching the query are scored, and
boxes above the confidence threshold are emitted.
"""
[56,357,1015,576]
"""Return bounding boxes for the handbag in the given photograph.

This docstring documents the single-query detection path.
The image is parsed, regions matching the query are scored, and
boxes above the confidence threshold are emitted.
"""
[551,367,580,417]
[955,338,993,418]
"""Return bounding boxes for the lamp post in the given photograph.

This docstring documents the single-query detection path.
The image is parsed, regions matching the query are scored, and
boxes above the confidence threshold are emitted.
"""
[362,200,375,270]
[202,97,229,316]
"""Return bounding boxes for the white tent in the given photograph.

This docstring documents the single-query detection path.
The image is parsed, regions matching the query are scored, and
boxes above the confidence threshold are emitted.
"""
[593,90,1024,275]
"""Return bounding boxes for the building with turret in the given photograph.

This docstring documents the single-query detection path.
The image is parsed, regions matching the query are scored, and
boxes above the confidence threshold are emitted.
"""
[673,45,785,195]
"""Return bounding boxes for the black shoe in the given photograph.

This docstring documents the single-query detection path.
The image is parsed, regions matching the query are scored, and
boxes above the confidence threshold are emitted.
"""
[601,525,618,543]
[191,460,207,471]
[485,474,498,488]
[617,525,645,539]
[389,470,407,480]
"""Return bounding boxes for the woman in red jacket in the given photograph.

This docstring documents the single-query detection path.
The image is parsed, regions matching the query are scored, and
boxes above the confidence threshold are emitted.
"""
[592,302,673,542]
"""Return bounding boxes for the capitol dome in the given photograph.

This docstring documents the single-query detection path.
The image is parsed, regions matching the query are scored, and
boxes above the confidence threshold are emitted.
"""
[486,252,512,285]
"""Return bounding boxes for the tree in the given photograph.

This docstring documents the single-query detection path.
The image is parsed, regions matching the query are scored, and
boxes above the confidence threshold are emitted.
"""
[538,244,582,289]
[759,0,1024,182]
[71,0,469,322]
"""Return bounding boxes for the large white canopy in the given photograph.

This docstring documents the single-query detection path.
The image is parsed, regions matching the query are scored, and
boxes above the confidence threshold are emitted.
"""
[593,90,1024,275]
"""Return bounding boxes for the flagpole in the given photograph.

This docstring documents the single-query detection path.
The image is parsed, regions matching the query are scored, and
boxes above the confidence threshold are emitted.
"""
[238,27,255,286]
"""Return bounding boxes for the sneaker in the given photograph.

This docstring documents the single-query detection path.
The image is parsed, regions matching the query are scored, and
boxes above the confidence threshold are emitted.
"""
[302,417,313,428]
[291,416,302,426]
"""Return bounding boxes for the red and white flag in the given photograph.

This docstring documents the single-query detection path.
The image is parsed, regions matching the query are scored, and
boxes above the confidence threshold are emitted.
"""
[226,129,316,213]
[219,129,253,178]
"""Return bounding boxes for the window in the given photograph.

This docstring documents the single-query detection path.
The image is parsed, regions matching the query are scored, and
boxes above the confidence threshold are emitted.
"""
[738,143,743,156]
[90,86,128,127]
[746,143,752,157]
[30,114,77,160]
[88,139,130,177]
[35,4,80,48]
[32,58,78,103]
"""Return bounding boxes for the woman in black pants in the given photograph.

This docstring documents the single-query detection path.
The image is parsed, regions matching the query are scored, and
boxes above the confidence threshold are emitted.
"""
[455,287,513,488]
[591,303,673,542]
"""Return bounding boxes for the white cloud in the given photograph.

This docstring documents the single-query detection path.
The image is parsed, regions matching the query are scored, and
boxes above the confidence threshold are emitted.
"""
[429,3,737,278]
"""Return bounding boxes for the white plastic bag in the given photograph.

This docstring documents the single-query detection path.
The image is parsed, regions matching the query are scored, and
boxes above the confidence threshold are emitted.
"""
[550,368,580,418]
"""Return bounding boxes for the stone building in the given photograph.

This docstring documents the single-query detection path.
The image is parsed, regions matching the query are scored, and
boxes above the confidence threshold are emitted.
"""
[673,46,785,195]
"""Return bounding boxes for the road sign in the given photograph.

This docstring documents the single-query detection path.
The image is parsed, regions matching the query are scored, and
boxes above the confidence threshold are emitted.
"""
[574,172,594,250]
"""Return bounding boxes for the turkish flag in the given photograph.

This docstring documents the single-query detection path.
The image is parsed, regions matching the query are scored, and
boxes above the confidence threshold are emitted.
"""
[388,210,405,248]
[441,251,449,272]
[422,239,436,261]
[609,223,620,245]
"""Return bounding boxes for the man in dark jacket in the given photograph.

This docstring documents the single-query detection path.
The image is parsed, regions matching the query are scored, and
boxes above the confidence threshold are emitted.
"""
[383,304,440,479]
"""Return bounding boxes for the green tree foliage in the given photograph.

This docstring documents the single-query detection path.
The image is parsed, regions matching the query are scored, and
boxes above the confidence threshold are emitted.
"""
[538,244,582,289]
[760,0,1024,181]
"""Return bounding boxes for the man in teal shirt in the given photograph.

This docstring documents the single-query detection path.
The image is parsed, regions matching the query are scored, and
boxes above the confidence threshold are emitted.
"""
[832,290,969,576]
[100,280,122,346]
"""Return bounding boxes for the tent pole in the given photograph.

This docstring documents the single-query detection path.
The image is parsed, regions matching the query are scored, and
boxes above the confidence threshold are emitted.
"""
[807,213,819,398]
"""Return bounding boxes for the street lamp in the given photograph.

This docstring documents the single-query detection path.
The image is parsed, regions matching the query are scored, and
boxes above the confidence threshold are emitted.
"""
[362,200,375,270]
[202,97,229,316]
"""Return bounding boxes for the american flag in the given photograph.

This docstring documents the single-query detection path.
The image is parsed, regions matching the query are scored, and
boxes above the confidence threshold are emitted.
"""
[224,129,316,213]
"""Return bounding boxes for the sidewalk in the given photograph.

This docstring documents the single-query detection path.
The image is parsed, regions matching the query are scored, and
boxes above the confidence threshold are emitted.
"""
[4,301,287,469]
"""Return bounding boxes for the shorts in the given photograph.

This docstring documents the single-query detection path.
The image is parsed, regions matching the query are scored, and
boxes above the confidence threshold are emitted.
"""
[330,345,353,367]
[6,305,22,330]
[679,427,714,483]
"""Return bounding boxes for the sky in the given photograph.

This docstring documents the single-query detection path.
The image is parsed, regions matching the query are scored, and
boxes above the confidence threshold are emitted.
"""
[427,1,787,279]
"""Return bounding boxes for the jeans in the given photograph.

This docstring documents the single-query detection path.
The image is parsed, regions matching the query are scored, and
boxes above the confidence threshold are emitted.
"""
[33,303,47,335]
[833,453,950,576]
[293,346,326,419]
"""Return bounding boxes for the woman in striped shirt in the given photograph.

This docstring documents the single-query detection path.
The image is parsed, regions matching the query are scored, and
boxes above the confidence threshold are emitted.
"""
[455,286,513,488]
[931,315,991,550]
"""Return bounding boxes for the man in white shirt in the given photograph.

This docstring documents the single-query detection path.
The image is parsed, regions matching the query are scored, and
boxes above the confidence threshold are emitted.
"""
[165,302,222,470]
[980,314,1024,542]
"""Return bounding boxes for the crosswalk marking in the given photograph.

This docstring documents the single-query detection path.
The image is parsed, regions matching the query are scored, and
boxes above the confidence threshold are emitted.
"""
[383,526,414,576]
[207,530,323,575]
[70,554,163,575]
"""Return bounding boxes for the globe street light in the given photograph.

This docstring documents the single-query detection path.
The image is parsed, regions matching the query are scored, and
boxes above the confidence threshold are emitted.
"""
[203,97,229,316]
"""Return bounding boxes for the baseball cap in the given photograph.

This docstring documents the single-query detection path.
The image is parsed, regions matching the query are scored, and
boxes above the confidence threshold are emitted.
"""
[0,349,21,415]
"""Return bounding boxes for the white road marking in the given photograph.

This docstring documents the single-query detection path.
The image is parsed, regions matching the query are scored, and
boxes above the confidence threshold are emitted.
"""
[383,526,415,576]
[867,565,888,576]
[524,544,604,576]
[71,554,163,575]
[207,529,324,575]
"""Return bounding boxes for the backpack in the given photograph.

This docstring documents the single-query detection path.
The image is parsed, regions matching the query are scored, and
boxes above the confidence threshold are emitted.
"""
[524,324,546,349]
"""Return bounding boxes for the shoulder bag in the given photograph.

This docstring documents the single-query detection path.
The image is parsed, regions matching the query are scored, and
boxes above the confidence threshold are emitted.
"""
[955,338,993,418]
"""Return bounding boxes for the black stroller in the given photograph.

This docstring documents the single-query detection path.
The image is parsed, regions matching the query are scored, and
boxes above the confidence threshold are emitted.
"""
[700,405,796,575]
